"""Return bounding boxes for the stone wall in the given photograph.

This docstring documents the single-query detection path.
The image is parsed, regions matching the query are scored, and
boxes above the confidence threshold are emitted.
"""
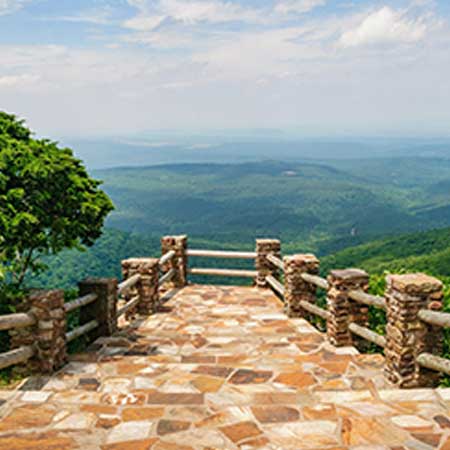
[121,258,159,315]
[284,254,319,318]
[161,235,188,288]
[385,273,443,388]
[10,290,66,374]
[255,239,281,287]
[326,269,369,348]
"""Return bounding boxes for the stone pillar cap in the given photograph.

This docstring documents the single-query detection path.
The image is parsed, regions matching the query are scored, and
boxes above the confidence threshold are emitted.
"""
[256,238,281,244]
[283,254,319,263]
[121,257,159,268]
[329,268,368,280]
[387,273,443,293]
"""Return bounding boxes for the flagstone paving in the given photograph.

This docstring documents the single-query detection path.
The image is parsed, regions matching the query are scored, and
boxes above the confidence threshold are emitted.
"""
[1,284,450,449]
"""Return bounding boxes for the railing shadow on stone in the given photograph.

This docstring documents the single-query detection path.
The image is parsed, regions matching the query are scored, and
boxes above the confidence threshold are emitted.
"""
[0,233,449,389]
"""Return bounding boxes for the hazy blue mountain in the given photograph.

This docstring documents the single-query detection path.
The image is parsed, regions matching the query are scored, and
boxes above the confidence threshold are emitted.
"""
[59,135,450,170]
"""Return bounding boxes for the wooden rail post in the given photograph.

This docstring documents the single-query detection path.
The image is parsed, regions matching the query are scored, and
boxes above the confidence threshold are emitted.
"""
[255,239,281,287]
[78,278,118,339]
[161,235,188,288]
[385,273,443,388]
[284,254,320,318]
[10,290,67,373]
[326,269,369,347]
[122,258,159,314]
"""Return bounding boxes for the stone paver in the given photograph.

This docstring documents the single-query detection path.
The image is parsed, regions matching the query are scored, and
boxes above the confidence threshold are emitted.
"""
[1,284,450,449]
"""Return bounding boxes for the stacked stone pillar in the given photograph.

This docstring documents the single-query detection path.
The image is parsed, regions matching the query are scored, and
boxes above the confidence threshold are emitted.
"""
[161,235,188,288]
[10,290,67,374]
[122,258,160,314]
[284,254,320,318]
[326,269,369,348]
[385,273,443,388]
[255,239,281,287]
[78,278,118,339]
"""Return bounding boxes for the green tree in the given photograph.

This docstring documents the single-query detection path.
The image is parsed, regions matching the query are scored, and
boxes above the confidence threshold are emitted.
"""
[0,112,114,293]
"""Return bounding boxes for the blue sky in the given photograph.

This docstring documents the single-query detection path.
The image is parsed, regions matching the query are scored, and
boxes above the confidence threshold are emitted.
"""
[0,0,449,137]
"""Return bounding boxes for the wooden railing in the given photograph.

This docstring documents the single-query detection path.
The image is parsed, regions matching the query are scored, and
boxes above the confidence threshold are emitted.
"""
[187,249,258,279]
[416,310,450,375]
[0,312,36,370]
[1,233,449,389]
[258,247,450,387]
[65,292,99,343]
[117,273,141,319]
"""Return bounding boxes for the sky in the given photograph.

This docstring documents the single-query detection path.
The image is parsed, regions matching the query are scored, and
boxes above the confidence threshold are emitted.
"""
[0,0,449,137]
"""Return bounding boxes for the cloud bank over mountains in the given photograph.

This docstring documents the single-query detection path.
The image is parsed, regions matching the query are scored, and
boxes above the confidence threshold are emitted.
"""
[0,0,449,136]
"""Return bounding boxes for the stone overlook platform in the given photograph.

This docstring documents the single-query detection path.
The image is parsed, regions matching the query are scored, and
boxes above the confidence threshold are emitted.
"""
[1,284,450,449]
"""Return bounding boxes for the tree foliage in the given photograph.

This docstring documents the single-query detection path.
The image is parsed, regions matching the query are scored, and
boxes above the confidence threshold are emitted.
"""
[0,112,114,292]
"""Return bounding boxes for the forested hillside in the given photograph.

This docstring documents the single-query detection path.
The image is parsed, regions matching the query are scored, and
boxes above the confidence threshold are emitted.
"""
[321,227,450,277]
[34,225,450,290]
[31,158,450,289]
[95,159,450,251]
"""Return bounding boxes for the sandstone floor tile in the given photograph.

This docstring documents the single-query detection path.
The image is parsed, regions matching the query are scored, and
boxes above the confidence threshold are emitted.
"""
[157,419,191,435]
[101,438,159,450]
[192,365,234,378]
[53,412,96,430]
[2,284,448,449]
[122,407,165,421]
[0,404,56,431]
[274,372,317,389]
[391,415,434,432]
[220,421,263,443]
[191,375,224,393]
[0,431,77,450]
[147,392,204,405]
[229,369,273,385]
[106,420,153,443]
[20,391,52,403]
[251,405,300,423]
[263,421,339,449]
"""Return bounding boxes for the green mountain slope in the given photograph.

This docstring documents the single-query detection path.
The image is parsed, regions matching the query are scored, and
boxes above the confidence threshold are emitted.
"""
[321,227,450,277]
[33,225,450,290]
[94,159,450,248]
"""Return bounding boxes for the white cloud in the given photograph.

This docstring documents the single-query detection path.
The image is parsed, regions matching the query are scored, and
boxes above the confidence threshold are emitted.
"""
[123,0,266,30]
[123,14,165,31]
[0,74,39,87]
[0,0,30,16]
[274,0,325,15]
[42,9,113,25]
[338,6,431,48]
[2,0,450,136]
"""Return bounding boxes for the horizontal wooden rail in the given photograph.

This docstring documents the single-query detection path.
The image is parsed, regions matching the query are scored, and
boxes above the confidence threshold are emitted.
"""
[301,273,329,290]
[188,268,257,278]
[417,352,450,375]
[299,300,331,321]
[418,309,450,328]
[159,268,175,286]
[118,273,141,295]
[266,275,285,296]
[117,295,140,318]
[0,345,35,370]
[64,293,98,314]
[348,290,386,310]
[348,323,386,348]
[266,254,284,271]
[66,320,99,343]
[187,249,257,259]
[159,250,176,267]
[0,313,36,331]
